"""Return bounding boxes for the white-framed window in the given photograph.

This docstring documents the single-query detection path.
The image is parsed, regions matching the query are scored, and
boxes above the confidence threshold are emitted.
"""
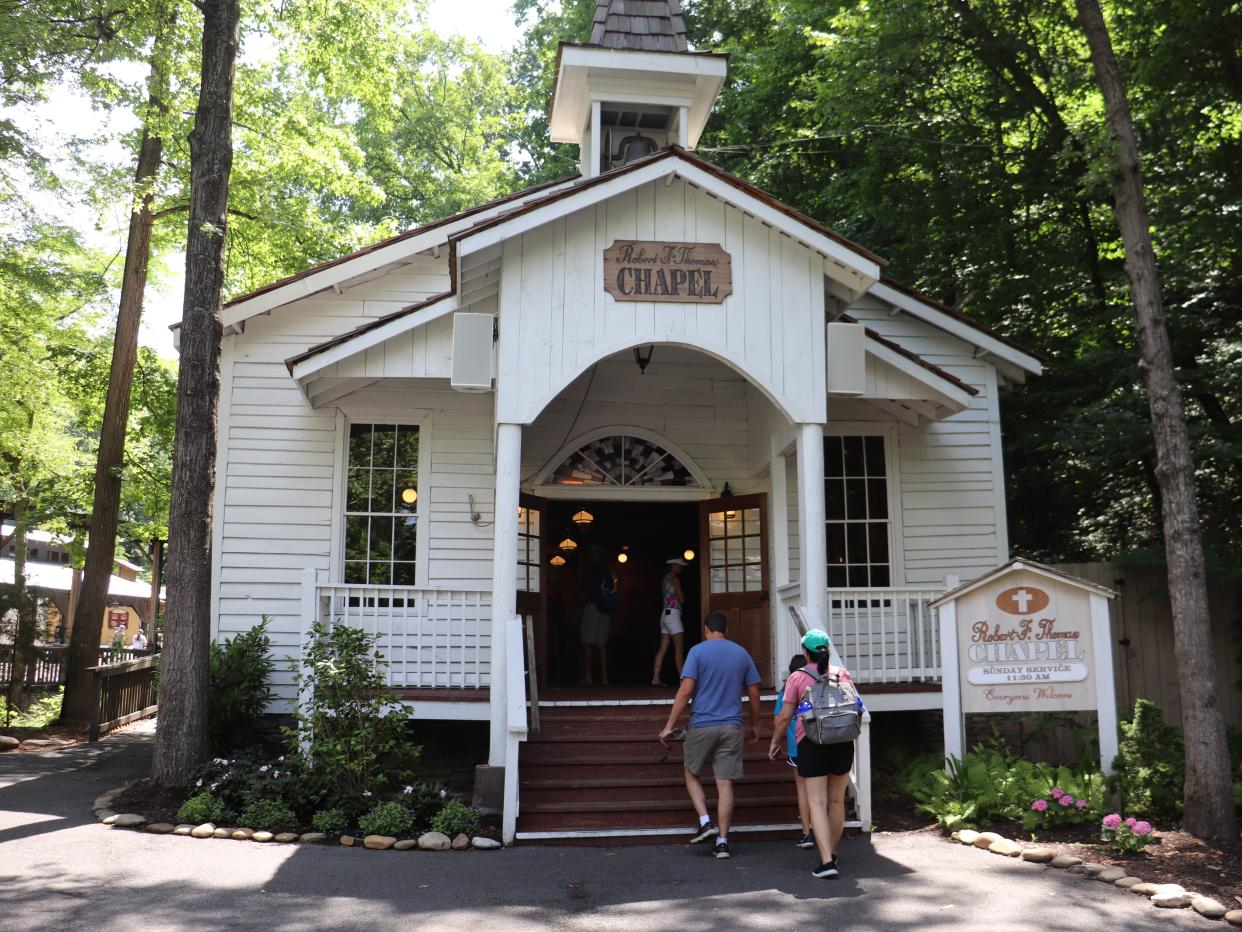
[825,434,891,588]
[517,505,540,593]
[344,423,420,585]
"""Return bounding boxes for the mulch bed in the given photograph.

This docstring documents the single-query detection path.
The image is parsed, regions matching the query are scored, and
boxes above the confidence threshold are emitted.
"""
[112,779,187,825]
[872,793,1242,904]
[1,723,88,747]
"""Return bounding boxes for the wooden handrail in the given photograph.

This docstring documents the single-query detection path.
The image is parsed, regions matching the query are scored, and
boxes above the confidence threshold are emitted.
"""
[88,652,160,742]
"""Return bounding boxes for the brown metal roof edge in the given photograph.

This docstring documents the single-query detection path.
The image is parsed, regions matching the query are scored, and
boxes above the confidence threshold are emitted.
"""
[454,145,887,270]
[878,276,1043,364]
[840,315,979,398]
[222,174,578,314]
[284,288,456,375]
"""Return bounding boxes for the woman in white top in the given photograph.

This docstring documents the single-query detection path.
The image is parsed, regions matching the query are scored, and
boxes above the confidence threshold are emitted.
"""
[650,558,686,686]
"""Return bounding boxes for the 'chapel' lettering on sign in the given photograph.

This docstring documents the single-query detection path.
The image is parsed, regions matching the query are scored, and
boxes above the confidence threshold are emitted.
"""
[603,240,733,304]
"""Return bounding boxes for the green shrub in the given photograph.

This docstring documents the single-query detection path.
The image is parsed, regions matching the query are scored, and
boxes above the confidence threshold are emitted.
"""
[312,808,349,833]
[897,743,1104,833]
[190,751,307,816]
[1107,699,1185,824]
[208,618,274,754]
[283,622,421,815]
[238,799,298,833]
[358,801,415,837]
[177,792,234,825]
[400,782,451,830]
[431,800,481,837]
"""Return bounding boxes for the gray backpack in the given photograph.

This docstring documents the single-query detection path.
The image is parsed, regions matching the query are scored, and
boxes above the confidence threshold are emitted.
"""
[796,667,861,745]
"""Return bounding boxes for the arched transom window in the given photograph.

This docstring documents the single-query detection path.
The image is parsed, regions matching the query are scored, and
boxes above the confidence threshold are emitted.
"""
[549,434,702,488]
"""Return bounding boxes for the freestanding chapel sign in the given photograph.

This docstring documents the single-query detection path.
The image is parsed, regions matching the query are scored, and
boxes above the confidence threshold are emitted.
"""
[603,240,733,303]
[932,558,1120,772]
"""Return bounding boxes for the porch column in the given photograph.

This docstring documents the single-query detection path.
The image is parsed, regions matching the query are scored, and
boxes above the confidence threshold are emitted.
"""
[488,422,522,766]
[769,435,794,674]
[796,423,829,626]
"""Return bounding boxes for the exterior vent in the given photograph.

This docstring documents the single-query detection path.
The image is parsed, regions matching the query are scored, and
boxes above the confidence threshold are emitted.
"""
[827,322,866,395]
[451,312,495,393]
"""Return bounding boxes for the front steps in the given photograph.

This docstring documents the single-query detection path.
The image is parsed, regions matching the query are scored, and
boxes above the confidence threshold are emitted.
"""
[515,700,806,844]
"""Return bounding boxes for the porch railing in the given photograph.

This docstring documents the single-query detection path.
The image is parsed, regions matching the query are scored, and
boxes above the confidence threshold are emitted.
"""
[0,645,66,689]
[309,575,492,690]
[826,587,943,684]
[88,653,160,741]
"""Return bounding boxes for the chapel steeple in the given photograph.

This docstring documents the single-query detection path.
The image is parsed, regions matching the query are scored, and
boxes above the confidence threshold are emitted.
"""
[548,0,727,177]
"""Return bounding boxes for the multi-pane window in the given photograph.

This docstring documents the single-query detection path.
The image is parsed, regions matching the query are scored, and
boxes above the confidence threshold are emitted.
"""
[825,435,891,588]
[516,505,540,593]
[707,505,763,594]
[345,424,419,585]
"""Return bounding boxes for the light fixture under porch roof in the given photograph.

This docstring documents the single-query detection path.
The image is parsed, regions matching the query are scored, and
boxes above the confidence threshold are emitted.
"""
[550,554,567,567]
[558,537,579,553]
[572,508,594,527]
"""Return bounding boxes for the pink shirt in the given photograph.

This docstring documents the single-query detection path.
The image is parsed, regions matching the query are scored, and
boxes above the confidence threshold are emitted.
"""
[782,665,855,747]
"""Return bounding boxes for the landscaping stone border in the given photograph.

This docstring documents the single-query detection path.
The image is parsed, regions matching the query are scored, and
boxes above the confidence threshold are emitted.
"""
[91,786,503,852]
[949,829,1235,924]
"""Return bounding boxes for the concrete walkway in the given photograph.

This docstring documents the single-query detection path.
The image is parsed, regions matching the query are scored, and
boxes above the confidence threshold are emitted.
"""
[0,729,1205,932]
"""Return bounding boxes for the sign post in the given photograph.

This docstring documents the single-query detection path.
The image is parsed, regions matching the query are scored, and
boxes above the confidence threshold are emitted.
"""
[932,558,1118,773]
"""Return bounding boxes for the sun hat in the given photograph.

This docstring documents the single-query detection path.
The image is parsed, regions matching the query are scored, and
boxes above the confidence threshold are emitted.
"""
[666,557,688,565]
[801,629,832,653]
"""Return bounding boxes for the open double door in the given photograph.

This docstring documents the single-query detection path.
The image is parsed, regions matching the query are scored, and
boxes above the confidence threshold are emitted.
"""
[516,493,772,688]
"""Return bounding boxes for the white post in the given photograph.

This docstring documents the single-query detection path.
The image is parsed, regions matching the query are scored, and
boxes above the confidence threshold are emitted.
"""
[938,575,964,767]
[677,105,689,148]
[856,711,873,831]
[489,422,522,766]
[796,423,828,626]
[588,100,602,178]
[1090,592,1120,774]
[769,435,792,676]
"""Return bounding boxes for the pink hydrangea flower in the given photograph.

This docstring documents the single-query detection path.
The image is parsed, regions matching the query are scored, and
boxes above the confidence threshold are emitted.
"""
[1050,788,1065,798]
[1031,799,1049,812]
[1058,795,1074,806]
[1125,817,1137,827]
[1102,813,1122,829]
[1075,798,1088,810]
[1132,821,1152,837]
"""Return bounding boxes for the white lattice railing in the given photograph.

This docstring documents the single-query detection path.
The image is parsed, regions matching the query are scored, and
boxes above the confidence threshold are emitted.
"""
[826,587,943,684]
[305,575,492,690]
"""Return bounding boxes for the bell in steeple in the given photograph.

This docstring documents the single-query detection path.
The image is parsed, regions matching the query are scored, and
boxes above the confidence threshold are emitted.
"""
[548,0,727,177]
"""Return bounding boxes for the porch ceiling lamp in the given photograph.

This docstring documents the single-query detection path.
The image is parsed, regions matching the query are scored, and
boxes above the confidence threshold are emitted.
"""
[401,487,418,505]
[683,548,695,561]
[550,554,567,567]
[558,536,578,552]
[616,552,628,564]
[633,345,654,375]
[571,508,594,527]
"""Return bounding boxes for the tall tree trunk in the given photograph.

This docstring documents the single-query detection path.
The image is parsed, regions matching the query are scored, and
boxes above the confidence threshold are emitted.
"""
[60,4,175,725]
[5,498,33,717]
[1075,0,1238,842]
[151,0,240,785]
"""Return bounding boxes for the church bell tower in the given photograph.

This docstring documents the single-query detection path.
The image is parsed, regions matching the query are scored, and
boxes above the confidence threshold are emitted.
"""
[548,0,728,177]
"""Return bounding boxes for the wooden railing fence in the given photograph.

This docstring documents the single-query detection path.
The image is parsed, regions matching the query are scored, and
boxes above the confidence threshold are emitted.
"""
[88,653,159,741]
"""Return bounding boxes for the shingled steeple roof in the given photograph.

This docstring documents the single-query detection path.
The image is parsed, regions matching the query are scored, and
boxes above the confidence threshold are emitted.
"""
[590,0,688,52]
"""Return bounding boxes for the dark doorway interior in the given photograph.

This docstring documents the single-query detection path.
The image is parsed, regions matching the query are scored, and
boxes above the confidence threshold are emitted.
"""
[544,500,700,687]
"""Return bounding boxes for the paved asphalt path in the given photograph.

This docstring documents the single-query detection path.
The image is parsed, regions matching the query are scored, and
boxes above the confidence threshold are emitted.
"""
[0,728,1207,931]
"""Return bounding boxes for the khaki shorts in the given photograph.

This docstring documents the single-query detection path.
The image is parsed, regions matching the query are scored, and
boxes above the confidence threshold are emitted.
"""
[683,724,744,781]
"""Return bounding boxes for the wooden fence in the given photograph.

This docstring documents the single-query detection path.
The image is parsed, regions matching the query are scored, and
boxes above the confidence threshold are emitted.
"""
[1055,562,1242,732]
[88,653,159,741]
[0,645,155,689]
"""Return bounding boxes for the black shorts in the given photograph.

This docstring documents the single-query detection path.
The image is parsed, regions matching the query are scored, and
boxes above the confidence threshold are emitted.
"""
[795,736,854,778]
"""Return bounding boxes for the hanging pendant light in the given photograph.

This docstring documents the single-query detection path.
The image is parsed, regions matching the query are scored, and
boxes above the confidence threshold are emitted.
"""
[571,508,594,527]
[683,548,695,561]
[550,554,567,567]
[617,552,628,564]
[558,537,578,553]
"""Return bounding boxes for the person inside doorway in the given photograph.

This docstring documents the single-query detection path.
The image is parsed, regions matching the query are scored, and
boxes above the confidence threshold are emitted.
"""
[650,557,687,686]
[578,545,616,686]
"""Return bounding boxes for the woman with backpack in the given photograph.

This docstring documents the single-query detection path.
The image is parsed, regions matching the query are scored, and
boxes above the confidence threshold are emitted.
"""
[768,629,862,878]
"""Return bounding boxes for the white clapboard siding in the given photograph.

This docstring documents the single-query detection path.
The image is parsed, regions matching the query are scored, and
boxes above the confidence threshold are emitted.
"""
[844,296,1009,586]
[496,177,826,426]
[215,256,453,707]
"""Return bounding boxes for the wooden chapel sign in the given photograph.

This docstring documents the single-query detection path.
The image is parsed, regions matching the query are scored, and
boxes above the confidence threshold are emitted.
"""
[603,240,733,303]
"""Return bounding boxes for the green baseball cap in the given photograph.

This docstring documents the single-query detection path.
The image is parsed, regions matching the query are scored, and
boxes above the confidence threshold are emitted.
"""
[801,629,832,652]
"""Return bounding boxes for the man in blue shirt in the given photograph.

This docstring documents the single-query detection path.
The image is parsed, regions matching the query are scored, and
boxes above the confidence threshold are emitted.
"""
[658,611,761,859]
